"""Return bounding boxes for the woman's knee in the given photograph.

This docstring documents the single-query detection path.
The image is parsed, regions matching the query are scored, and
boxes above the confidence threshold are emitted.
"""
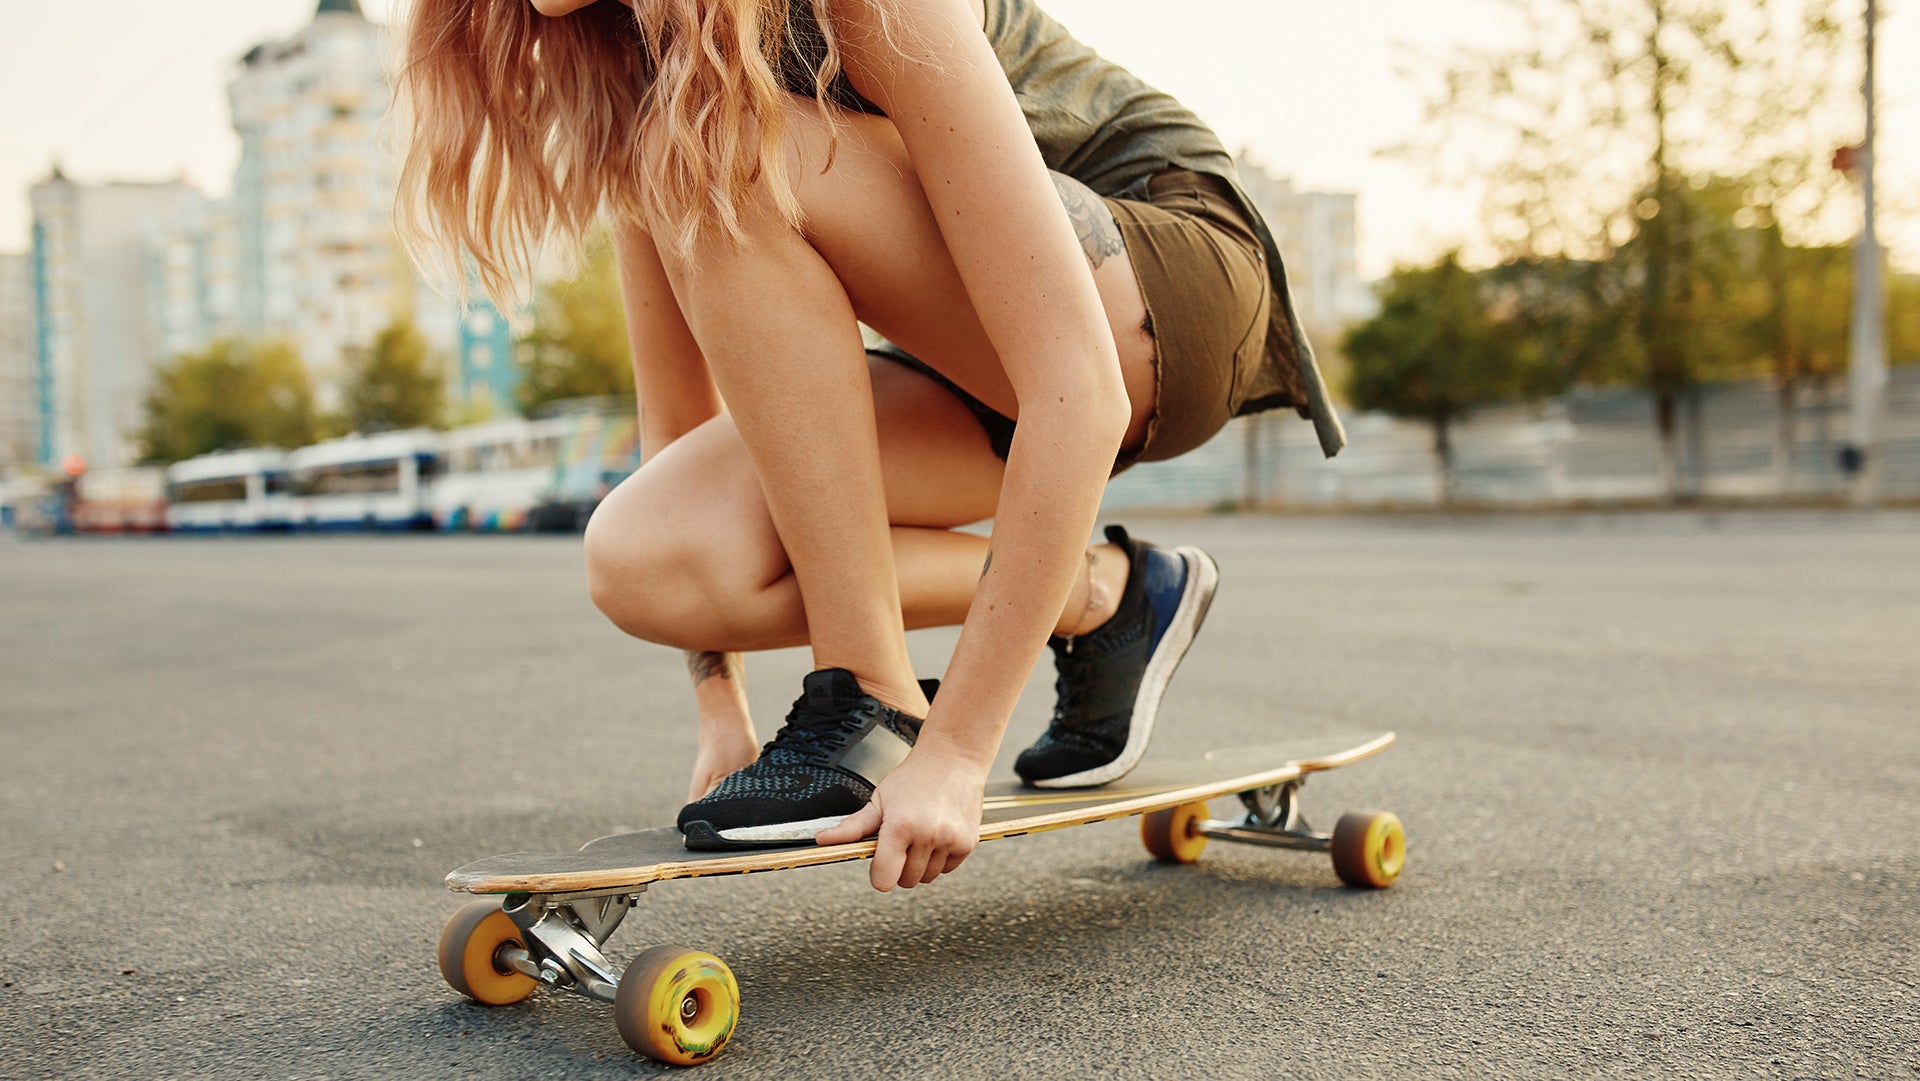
[581,472,784,650]
[582,502,703,646]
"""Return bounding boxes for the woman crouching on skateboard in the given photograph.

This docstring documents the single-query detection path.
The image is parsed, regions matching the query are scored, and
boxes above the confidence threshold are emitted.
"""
[395,0,1342,891]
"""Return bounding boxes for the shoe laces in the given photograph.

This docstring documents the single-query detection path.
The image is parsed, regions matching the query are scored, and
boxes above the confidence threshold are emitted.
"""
[763,693,877,765]
[1048,640,1099,725]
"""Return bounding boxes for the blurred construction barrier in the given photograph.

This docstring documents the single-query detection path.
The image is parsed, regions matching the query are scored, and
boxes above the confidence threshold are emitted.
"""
[1103,367,1920,511]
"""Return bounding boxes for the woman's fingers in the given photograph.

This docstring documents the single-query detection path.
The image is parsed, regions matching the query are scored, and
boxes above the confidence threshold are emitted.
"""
[894,838,934,891]
[868,822,910,892]
[816,801,883,846]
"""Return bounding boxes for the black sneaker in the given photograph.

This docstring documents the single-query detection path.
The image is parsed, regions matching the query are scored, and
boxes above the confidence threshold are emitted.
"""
[1014,526,1219,788]
[677,669,931,851]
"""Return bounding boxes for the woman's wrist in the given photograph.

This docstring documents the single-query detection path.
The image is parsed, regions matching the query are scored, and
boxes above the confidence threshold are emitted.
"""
[910,723,999,775]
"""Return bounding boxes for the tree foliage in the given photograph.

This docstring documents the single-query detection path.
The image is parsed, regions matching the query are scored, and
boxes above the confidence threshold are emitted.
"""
[139,339,317,464]
[1343,254,1537,499]
[1398,0,1853,499]
[1765,241,1853,386]
[1482,254,1638,392]
[1399,0,1851,261]
[516,235,634,415]
[1891,274,1920,364]
[341,317,446,433]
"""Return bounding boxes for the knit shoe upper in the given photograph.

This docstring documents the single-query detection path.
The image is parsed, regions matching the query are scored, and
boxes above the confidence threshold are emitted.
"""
[678,669,928,850]
[1014,525,1219,789]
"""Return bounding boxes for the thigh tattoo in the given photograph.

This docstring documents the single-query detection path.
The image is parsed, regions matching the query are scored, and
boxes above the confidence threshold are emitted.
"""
[1050,173,1126,270]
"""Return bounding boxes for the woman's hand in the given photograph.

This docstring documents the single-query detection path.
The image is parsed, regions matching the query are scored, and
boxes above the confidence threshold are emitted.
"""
[815,745,987,891]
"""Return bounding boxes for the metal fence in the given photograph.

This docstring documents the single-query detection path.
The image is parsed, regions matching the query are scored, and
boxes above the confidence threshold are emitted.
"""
[1102,366,1920,511]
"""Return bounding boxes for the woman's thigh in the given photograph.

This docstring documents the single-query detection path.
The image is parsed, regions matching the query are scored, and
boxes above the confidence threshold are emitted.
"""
[585,356,1005,619]
[779,100,1158,450]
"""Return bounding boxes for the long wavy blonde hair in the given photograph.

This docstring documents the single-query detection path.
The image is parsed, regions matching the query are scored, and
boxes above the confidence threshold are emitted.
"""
[393,0,856,304]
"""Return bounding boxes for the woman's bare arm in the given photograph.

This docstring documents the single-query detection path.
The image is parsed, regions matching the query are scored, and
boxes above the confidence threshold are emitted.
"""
[611,223,724,457]
[815,0,1131,887]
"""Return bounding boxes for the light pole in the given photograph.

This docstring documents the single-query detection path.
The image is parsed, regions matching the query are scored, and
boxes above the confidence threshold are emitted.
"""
[1846,0,1887,505]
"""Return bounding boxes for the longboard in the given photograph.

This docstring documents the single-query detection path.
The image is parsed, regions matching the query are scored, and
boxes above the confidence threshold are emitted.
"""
[437,731,1403,1066]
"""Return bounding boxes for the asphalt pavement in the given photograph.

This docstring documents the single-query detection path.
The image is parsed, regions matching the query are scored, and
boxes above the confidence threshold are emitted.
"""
[2,510,1916,1079]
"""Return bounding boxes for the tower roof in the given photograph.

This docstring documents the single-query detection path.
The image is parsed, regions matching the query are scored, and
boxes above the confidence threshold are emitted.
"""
[315,0,363,16]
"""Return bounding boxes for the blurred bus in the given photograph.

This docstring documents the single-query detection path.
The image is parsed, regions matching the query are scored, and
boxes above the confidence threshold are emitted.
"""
[1,474,62,534]
[429,416,576,532]
[74,467,169,533]
[528,408,643,531]
[289,431,441,532]
[166,450,298,533]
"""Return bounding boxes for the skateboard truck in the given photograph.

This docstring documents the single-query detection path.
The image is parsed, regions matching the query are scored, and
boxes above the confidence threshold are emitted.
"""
[496,890,642,1003]
[1138,773,1404,890]
[1200,777,1331,852]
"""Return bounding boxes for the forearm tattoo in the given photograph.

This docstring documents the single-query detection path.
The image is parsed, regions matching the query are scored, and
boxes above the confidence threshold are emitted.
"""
[1051,174,1126,270]
[685,650,738,687]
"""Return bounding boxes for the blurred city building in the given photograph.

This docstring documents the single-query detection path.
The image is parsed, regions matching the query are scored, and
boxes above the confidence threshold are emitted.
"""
[1236,157,1374,384]
[0,252,36,471]
[25,0,514,471]
[143,196,237,365]
[224,0,478,408]
[28,169,205,470]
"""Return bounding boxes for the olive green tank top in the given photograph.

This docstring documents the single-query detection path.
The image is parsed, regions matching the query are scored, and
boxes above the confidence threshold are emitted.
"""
[783,0,1345,456]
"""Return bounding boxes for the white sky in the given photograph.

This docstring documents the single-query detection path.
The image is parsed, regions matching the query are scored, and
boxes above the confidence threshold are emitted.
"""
[3,0,1915,277]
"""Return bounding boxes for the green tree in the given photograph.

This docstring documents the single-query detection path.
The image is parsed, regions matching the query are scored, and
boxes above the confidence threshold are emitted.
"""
[517,235,634,415]
[1343,254,1534,502]
[342,317,446,432]
[1889,272,1920,365]
[139,338,317,464]
[1399,0,1852,499]
[1757,240,1852,484]
[1483,254,1638,393]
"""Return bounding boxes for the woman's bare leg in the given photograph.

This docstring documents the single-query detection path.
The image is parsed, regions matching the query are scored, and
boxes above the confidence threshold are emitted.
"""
[586,358,1129,654]
[588,96,1145,708]
[646,176,932,714]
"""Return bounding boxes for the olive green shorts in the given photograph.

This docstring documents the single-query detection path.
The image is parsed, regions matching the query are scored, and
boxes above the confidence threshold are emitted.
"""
[879,167,1269,470]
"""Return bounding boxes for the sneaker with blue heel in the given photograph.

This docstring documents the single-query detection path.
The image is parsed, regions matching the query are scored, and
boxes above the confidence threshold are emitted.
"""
[1013,525,1220,789]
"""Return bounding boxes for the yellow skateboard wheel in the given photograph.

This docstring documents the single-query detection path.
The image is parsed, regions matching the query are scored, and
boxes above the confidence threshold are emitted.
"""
[437,900,538,1006]
[615,945,740,1066]
[1330,810,1405,888]
[1140,800,1210,864]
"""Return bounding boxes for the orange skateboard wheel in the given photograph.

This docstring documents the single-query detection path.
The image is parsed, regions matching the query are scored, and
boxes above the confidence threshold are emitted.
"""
[437,900,538,1006]
[615,945,740,1066]
[1330,810,1405,888]
[1140,800,1210,863]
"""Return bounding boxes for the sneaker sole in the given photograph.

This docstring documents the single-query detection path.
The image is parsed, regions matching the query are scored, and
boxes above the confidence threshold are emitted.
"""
[1029,545,1220,789]
[681,815,850,852]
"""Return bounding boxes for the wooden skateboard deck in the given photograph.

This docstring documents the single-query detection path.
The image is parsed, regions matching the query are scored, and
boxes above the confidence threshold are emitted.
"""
[448,731,1395,895]
[436,731,1403,1066]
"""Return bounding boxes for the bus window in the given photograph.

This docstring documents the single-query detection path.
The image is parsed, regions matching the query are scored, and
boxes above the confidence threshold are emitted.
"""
[297,460,401,496]
[172,477,250,503]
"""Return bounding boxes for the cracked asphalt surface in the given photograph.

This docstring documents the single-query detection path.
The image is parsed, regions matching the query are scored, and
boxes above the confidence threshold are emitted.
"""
[2,511,1915,1079]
